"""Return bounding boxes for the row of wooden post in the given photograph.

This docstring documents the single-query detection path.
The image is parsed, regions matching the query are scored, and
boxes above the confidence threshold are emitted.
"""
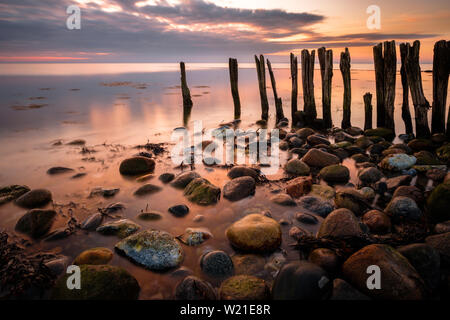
[180,39,449,138]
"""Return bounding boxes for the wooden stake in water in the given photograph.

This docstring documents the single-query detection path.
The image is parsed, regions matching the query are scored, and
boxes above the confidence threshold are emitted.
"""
[383,41,397,132]
[340,48,351,129]
[267,59,285,124]
[229,58,241,119]
[290,53,298,124]
[399,43,413,135]
[180,62,192,109]
[432,40,450,134]
[364,92,373,131]
[373,43,385,128]
[255,54,269,121]
[318,47,333,128]
[301,49,317,124]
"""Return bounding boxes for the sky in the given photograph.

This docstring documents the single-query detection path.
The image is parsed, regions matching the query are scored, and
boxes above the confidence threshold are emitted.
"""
[0,0,448,63]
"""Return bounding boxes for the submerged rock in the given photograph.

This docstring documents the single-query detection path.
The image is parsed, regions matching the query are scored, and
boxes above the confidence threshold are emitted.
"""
[137,210,162,221]
[178,227,212,246]
[317,208,362,239]
[15,209,57,238]
[171,171,201,189]
[159,172,175,183]
[0,185,30,205]
[270,194,296,206]
[227,166,259,180]
[183,178,220,205]
[219,275,269,300]
[174,276,217,300]
[96,219,140,238]
[232,254,266,276]
[169,204,189,217]
[133,184,162,196]
[47,167,74,175]
[297,195,334,217]
[115,230,184,270]
[80,212,103,230]
[223,176,256,201]
[319,164,350,184]
[200,250,234,277]
[89,187,120,198]
[74,247,114,265]
[119,156,155,175]
[15,189,52,209]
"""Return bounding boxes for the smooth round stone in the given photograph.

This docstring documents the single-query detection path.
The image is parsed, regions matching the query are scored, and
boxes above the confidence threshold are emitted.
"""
[308,248,339,274]
[362,210,391,234]
[174,276,217,300]
[297,195,334,217]
[358,167,384,184]
[74,247,113,265]
[15,209,56,238]
[295,212,319,224]
[284,159,310,176]
[270,194,297,206]
[171,171,201,189]
[119,156,155,175]
[133,184,162,196]
[159,172,175,183]
[227,166,259,180]
[289,226,310,240]
[384,196,422,222]
[137,210,162,221]
[317,208,363,238]
[15,189,52,209]
[319,164,350,183]
[96,219,140,238]
[219,275,269,300]
[223,176,256,201]
[200,250,234,278]
[168,204,190,217]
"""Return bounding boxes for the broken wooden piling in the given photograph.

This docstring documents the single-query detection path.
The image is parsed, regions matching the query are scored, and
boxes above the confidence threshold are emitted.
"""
[229,58,241,119]
[318,47,333,128]
[180,62,193,109]
[290,53,298,124]
[255,54,269,121]
[400,43,414,135]
[267,59,285,123]
[373,43,385,128]
[364,92,373,130]
[301,49,317,124]
[432,40,450,134]
[340,48,351,129]
[404,41,431,138]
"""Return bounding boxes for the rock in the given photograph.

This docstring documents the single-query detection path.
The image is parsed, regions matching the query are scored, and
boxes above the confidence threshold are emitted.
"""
[89,187,120,198]
[279,141,289,150]
[380,154,416,171]
[119,156,155,175]
[174,276,217,300]
[45,256,70,276]
[115,230,184,270]
[137,210,162,221]
[43,228,71,241]
[135,174,154,183]
[296,127,315,139]
[232,254,266,276]
[296,212,319,225]
[384,196,422,222]
[436,144,450,163]
[398,243,440,291]
[362,210,391,234]
[81,212,103,230]
[169,204,189,217]
[368,143,388,155]
[385,175,412,192]
[427,181,450,223]
[425,232,450,265]
[200,250,234,278]
[270,193,296,206]
[0,185,30,205]
[364,128,395,141]
[284,159,310,176]
[317,208,362,238]
[289,137,304,148]
[414,151,441,165]
[297,195,334,217]
[426,168,446,181]
[307,134,330,146]
[392,185,424,204]
[351,153,369,163]
[15,189,52,209]
[226,214,281,253]
[342,244,425,299]
[335,189,371,216]
[272,261,330,300]
[46,167,74,175]
[286,176,313,198]
[355,136,373,149]
[330,279,370,300]
[289,226,310,240]
[15,209,56,238]
[359,187,376,200]
[223,176,256,201]
[301,149,340,168]
[435,221,450,234]
[183,178,221,205]
[171,171,201,189]
[51,265,140,300]
[193,214,204,222]
[310,184,335,199]
[227,166,259,180]
[407,138,434,152]
[382,148,406,156]
[67,139,86,145]
[74,247,113,265]
[170,266,193,278]
[159,172,175,183]
[219,275,269,300]
[319,164,350,184]
[334,131,356,143]
[308,248,339,274]
[358,167,383,184]
[178,228,212,246]
[96,219,140,238]
[346,126,363,136]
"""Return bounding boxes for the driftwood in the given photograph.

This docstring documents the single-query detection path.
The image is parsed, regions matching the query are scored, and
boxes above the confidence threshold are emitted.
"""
[228,58,241,119]
[404,41,431,138]
[290,53,298,124]
[255,54,269,121]
[301,49,317,124]
[364,92,373,130]
[400,43,414,134]
[432,40,450,134]
[267,59,285,123]
[180,62,192,109]
[373,43,385,127]
[340,48,351,129]
[318,47,333,128]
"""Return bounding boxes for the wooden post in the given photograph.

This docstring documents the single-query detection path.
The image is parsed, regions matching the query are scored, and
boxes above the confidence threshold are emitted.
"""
[180,62,192,109]
[255,54,269,121]
[400,43,414,135]
[383,41,396,132]
[373,43,385,128]
[364,92,373,130]
[340,48,351,129]
[432,40,450,134]
[301,49,317,124]
[290,53,298,124]
[267,59,285,123]
[318,47,333,128]
[229,58,241,119]
[404,41,431,138]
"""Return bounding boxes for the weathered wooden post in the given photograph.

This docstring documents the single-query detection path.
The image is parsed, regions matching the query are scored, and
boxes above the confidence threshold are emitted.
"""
[432,40,450,134]
[400,43,414,135]
[267,59,285,123]
[255,54,269,121]
[383,41,396,132]
[180,62,193,109]
[290,53,298,124]
[229,58,241,119]
[301,49,317,124]
[373,43,385,127]
[340,48,351,129]
[364,92,373,130]
[318,47,333,128]
[404,41,431,138]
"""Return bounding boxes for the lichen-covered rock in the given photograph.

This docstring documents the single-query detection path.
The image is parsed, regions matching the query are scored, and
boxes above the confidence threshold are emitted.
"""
[158,172,175,183]
[0,185,30,205]
[427,181,450,223]
[137,210,162,221]
[342,244,425,300]
[380,154,416,171]
[183,178,221,205]
[319,164,350,183]
[170,171,201,189]
[74,247,113,265]
[226,214,281,253]
[301,149,340,168]
[15,189,52,209]
[96,219,140,238]
[178,227,212,246]
[133,184,162,196]
[284,159,310,176]
[219,275,269,300]
[384,196,422,222]
[174,276,217,300]
[227,166,259,180]
[310,184,335,199]
[115,230,184,270]
[232,254,266,276]
[317,208,363,238]
[119,156,155,175]
[200,250,234,277]
[223,176,256,201]
[15,209,56,238]
[51,265,140,300]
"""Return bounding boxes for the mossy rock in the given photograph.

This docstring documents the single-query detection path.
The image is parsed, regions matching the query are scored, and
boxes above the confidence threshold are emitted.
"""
[436,144,450,164]
[364,128,395,141]
[183,178,220,205]
[319,164,350,183]
[219,275,269,300]
[51,265,140,300]
[74,247,114,265]
[284,159,311,176]
[96,219,140,238]
[427,181,450,223]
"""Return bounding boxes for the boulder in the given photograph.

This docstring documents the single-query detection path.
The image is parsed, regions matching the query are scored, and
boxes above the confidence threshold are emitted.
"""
[183,178,220,205]
[15,189,52,209]
[307,134,330,146]
[168,204,189,217]
[171,171,201,189]
[200,250,234,278]
[384,196,422,222]
[407,138,434,152]
[174,276,217,300]
[335,189,371,216]
[392,185,424,204]
[364,128,395,141]
[358,167,383,184]
[286,176,313,198]
[362,210,391,234]
[284,159,310,176]
[308,248,339,274]
[317,208,362,238]
[227,166,259,180]
[425,232,450,265]
[119,156,155,175]
[310,184,335,200]
[296,128,315,139]
[301,149,340,168]
[223,176,256,201]
[15,209,56,238]
[319,164,350,184]
[219,275,269,300]
[178,228,212,246]
[159,172,175,183]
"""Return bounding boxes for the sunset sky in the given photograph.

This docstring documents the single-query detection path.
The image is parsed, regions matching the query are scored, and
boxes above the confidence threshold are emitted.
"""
[0,0,449,63]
